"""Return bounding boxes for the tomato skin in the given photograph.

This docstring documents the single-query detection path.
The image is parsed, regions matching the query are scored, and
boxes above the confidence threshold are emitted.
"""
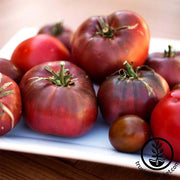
[11,34,70,73]
[98,71,169,124]
[38,23,73,52]
[150,90,180,162]
[72,10,150,83]
[109,115,150,153]
[0,58,23,83]
[146,52,180,89]
[20,61,98,137]
[0,74,22,136]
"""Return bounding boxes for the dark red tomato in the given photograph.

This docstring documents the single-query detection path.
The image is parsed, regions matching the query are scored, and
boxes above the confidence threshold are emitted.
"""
[0,73,22,136]
[98,61,169,124]
[150,89,180,162]
[0,58,23,83]
[38,22,73,52]
[11,34,70,73]
[146,45,180,89]
[72,10,150,83]
[20,61,98,137]
[109,115,150,153]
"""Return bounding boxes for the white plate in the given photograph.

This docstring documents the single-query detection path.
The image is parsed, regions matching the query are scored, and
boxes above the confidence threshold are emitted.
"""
[0,28,180,176]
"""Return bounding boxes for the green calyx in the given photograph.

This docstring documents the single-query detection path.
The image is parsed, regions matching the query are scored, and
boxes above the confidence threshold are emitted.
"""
[0,73,14,117]
[113,61,154,80]
[163,45,175,58]
[45,62,74,87]
[50,22,63,36]
[96,17,138,38]
[111,61,155,96]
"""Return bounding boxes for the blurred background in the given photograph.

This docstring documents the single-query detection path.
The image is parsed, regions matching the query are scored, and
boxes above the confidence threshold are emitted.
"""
[0,0,180,48]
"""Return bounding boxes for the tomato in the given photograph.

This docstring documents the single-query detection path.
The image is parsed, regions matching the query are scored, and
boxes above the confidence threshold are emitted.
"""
[11,34,70,73]
[150,89,180,162]
[0,73,22,136]
[98,61,169,124]
[38,22,73,52]
[20,61,98,137]
[72,10,150,83]
[109,115,150,153]
[0,58,23,83]
[146,45,180,89]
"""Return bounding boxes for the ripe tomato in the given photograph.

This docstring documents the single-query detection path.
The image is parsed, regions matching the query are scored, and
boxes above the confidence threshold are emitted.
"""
[0,73,22,136]
[109,115,150,153]
[98,61,169,124]
[38,22,73,52]
[146,45,180,89]
[72,10,150,83]
[11,34,70,73]
[0,58,23,83]
[20,61,98,137]
[150,89,180,162]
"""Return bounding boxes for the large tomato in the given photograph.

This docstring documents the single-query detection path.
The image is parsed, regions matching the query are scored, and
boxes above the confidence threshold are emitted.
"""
[146,45,180,89]
[11,34,70,73]
[0,73,22,136]
[20,61,98,137]
[72,10,150,83]
[150,89,180,162]
[98,61,169,124]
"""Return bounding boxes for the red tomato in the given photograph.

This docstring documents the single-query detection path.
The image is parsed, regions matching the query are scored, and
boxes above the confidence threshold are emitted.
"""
[0,58,23,83]
[20,61,98,137]
[98,61,169,124]
[150,89,180,162]
[146,45,180,89]
[38,22,73,52]
[72,10,150,83]
[0,73,22,136]
[11,34,70,73]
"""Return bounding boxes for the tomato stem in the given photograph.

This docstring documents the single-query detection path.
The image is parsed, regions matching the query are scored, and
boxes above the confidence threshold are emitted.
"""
[96,17,138,38]
[163,45,175,58]
[45,62,74,87]
[123,61,138,79]
[0,75,14,98]
[50,22,63,36]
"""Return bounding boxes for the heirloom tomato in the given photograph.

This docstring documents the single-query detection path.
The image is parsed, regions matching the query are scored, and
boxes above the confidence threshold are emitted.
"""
[72,10,150,83]
[151,89,180,162]
[146,45,180,89]
[11,34,70,73]
[38,22,73,52]
[98,61,169,124]
[0,73,22,136]
[109,115,150,153]
[20,61,98,137]
[0,58,23,83]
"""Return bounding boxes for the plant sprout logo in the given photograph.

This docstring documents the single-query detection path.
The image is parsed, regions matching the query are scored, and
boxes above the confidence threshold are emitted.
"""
[141,138,174,170]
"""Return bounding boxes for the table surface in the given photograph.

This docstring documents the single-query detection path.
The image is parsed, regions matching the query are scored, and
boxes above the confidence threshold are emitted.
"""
[0,0,180,179]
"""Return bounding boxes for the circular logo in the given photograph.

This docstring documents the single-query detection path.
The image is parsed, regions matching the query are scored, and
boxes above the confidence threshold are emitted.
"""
[141,137,173,170]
